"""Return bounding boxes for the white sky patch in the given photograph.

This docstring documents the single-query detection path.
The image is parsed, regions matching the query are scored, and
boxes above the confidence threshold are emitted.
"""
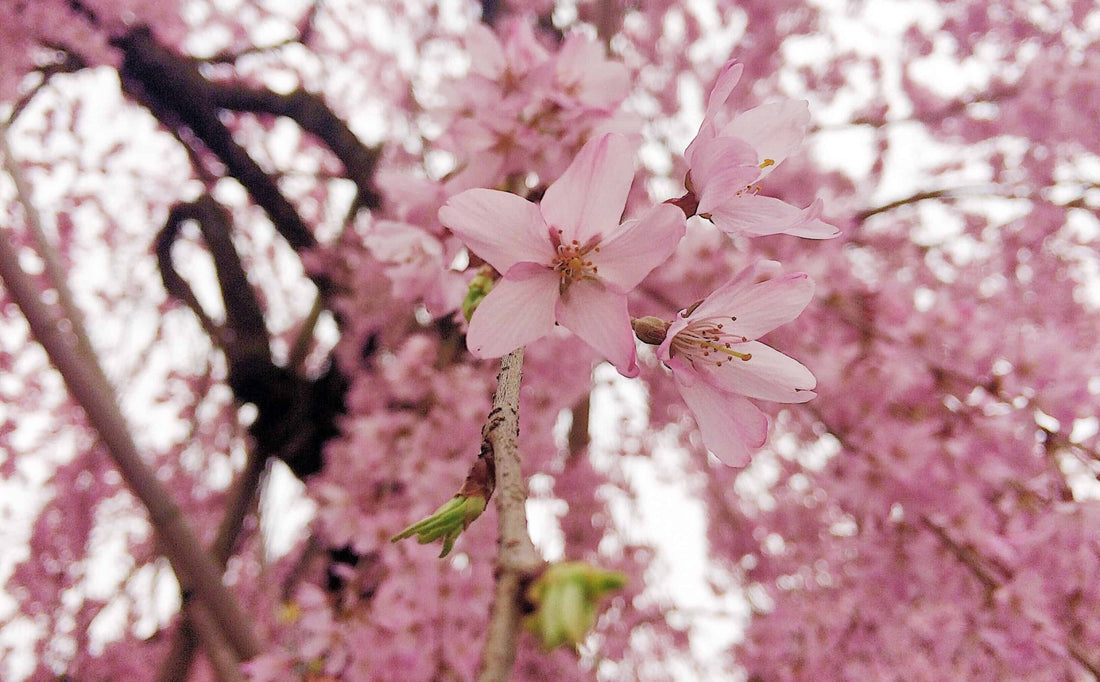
[584,364,750,680]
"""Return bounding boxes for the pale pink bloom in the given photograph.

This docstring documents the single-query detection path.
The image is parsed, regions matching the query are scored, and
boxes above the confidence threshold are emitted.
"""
[686,61,838,239]
[552,34,630,111]
[439,133,685,377]
[460,20,551,85]
[363,220,466,315]
[658,264,817,466]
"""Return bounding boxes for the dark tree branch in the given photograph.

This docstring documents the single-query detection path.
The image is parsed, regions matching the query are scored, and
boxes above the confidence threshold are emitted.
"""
[4,48,88,125]
[156,196,270,363]
[155,195,346,477]
[114,27,317,252]
[206,82,382,209]
[155,195,348,678]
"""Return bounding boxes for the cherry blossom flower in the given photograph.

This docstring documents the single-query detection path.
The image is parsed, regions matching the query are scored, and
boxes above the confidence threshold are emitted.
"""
[655,264,817,466]
[437,21,638,193]
[439,133,685,377]
[362,220,467,316]
[685,61,838,239]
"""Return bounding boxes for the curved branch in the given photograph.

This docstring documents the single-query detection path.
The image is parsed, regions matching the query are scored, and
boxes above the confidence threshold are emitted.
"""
[114,27,317,252]
[205,84,381,210]
[155,196,271,362]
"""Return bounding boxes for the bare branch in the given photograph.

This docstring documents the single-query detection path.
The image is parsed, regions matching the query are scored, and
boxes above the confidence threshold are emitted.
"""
[114,27,317,252]
[0,122,99,368]
[157,448,266,682]
[202,3,322,64]
[477,348,544,682]
[4,49,87,125]
[206,82,381,209]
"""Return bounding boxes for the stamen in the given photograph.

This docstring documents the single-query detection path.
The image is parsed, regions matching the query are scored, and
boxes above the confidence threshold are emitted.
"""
[551,232,602,293]
[760,158,776,169]
[668,318,753,368]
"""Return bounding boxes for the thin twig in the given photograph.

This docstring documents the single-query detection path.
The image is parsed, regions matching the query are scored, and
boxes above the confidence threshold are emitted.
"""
[921,516,1100,679]
[477,348,544,682]
[0,122,99,368]
[157,447,267,682]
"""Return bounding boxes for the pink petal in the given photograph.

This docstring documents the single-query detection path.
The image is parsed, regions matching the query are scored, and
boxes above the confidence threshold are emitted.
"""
[698,341,817,403]
[781,199,841,239]
[439,189,552,272]
[722,100,810,174]
[657,320,687,367]
[593,204,686,293]
[677,379,767,467]
[502,21,551,71]
[466,23,506,79]
[554,279,638,377]
[555,36,629,110]
[703,61,744,124]
[683,123,716,170]
[689,137,760,216]
[442,151,507,195]
[691,272,815,339]
[466,265,559,358]
[708,193,838,239]
[541,133,635,245]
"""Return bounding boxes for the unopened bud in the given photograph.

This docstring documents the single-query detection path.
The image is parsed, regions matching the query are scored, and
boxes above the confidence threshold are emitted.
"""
[524,561,627,650]
[392,494,487,558]
[462,267,496,322]
[631,316,670,346]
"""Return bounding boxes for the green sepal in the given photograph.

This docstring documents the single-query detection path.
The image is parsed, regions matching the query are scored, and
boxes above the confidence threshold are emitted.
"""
[392,494,487,558]
[524,561,627,650]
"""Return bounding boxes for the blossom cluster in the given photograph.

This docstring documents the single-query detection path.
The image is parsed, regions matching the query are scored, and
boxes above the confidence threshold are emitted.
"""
[437,20,636,192]
[440,57,835,466]
[9,1,1100,680]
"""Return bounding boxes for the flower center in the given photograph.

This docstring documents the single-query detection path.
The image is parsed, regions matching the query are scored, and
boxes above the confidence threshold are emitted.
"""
[670,319,751,367]
[550,231,600,294]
